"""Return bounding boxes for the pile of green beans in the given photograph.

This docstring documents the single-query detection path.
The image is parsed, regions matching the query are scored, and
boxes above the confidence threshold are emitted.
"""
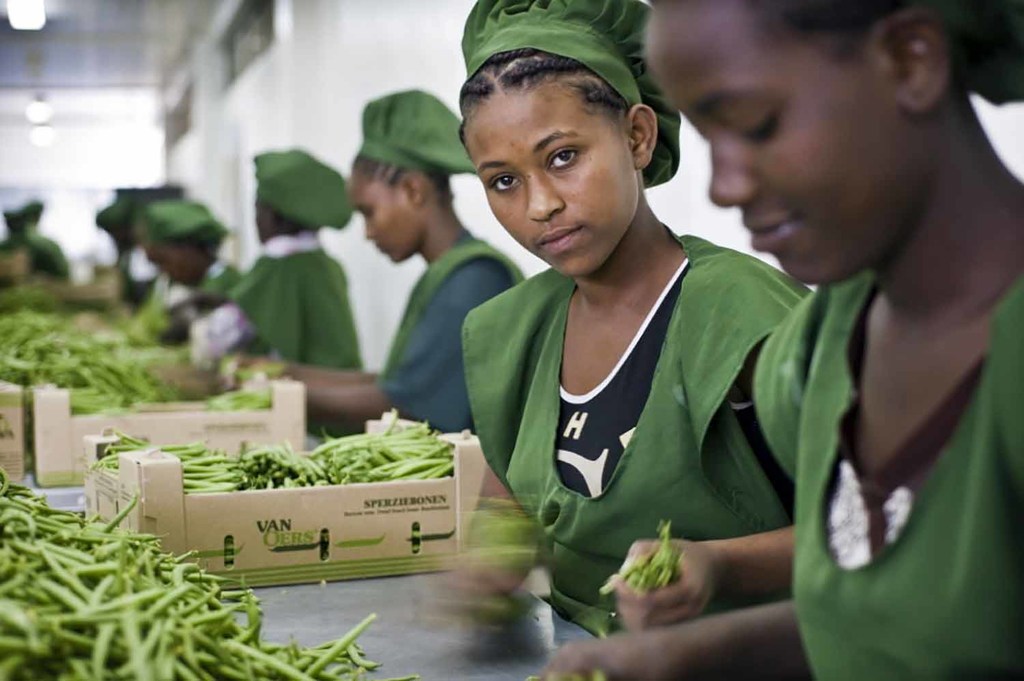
[0,285,60,314]
[599,521,682,595]
[205,388,272,412]
[310,423,454,485]
[93,432,244,495]
[0,466,417,681]
[0,311,177,414]
[92,422,454,495]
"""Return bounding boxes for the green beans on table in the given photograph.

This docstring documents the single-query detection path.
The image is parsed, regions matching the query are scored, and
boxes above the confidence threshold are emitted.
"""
[0,465,416,680]
[0,311,177,414]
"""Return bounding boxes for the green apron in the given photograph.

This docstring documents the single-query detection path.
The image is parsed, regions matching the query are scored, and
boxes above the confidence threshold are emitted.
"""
[199,264,241,297]
[381,237,523,380]
[755,274,1024,679]
[230,249,362,370]
[0,231,69,280]
[463,234,807,633]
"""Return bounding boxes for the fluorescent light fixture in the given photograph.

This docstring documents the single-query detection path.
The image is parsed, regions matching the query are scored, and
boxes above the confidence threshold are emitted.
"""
[29,124,55,147]
[7,0,46,30]
[25,97,52,125]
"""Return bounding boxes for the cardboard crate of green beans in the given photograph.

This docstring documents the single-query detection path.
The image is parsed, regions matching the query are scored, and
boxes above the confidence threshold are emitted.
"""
[83,414,489,587]
[29,379,304,488]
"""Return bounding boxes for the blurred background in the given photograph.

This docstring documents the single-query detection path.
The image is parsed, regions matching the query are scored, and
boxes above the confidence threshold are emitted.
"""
[1,0,1022,369]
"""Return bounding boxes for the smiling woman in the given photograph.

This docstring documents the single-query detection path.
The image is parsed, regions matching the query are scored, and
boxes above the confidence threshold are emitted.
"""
[540,0,1024,678]
[451,0,809,638]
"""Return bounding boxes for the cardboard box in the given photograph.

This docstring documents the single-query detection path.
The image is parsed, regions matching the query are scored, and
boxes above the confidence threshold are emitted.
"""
[0,249,29,285]
[0,383,25,482]
[39,266,122,309]
[32,379,305,487]
[84,424,487,587]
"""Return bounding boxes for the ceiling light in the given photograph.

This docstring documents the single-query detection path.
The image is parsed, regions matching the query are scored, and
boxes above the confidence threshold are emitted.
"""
[7,0,46,31]
[29,124,55,147]
[25,96,52,125]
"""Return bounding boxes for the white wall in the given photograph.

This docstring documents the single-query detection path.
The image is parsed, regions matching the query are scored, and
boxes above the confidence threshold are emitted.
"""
[166,0,1024,370]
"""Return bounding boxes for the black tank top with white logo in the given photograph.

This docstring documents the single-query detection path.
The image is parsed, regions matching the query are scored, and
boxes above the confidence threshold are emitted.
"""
[555,262,687,498]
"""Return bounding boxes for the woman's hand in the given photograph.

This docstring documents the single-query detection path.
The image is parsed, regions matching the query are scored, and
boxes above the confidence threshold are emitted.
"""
[541,629,677,680]
[613,539,721,631]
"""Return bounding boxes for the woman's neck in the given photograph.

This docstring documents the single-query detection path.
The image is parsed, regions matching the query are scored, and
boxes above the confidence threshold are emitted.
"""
[573,194,685,311]
[877,109,1024,325]
[419,204,465,264]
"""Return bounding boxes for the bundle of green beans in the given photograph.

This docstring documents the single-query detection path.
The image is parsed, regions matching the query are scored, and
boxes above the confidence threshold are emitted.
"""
[0,310,177,414]
[310,422,454,485]
[526,673,608,681]
[205,388,272,412]
[599,521,683,595]
[92,432,244,495]
[0,466,417,681]
[238,444,328,490]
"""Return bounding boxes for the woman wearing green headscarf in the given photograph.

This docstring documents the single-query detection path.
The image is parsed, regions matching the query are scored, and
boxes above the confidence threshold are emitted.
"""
[96,196,157,307]
[540,0,1024,678]
[1,200,69,280]
[207,150,362,370]
[285,90,522,434]
[137,200,241,344]
[453,0,807,636]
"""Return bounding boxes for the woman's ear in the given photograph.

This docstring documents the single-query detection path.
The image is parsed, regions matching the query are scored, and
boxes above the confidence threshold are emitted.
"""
[398,171,431,208]
[869,6,951,116]
[626,103,659,173]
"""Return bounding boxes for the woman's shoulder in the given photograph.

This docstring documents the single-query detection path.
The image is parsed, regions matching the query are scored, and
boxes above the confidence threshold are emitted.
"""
[681,234,807,301]
[463,268,570,338]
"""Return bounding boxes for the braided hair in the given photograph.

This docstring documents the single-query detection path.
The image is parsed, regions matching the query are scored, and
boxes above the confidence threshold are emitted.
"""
[352,155,452,203]
[459,48,629,142]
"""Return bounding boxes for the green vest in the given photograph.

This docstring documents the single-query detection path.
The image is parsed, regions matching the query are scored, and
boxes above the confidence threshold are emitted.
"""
[230,249,362,370]
[381,237,523,380]
[755,274,1024,679]
[463,234,807,633]
[199,264,241,297]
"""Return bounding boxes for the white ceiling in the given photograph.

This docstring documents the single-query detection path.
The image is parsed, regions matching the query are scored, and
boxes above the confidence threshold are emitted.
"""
[0,0,212,89]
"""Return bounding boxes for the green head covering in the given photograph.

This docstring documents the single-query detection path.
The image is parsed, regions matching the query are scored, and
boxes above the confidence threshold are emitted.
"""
[3,200,44,230]
[96,197,137,234]
[255,149,352,229]
[359,90,476,176]
[142,200,228,246]
[461,0,681,187]
[915,0,1024,104]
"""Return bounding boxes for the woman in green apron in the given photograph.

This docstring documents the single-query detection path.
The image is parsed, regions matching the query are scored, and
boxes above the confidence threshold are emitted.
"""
[1,200,69,280]
[541,0,1024,677]
[285,90,522,434]
[139,200,241,344]
[454,0,808,635]
[96,196,155,307]
[141,200,240,296]
[207,149,362,370]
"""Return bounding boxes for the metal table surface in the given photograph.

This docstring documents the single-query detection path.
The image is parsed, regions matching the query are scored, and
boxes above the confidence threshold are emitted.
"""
[254,572,591,681]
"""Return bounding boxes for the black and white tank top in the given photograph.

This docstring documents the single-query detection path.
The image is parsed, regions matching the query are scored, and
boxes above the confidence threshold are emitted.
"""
[555,261,688,498]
